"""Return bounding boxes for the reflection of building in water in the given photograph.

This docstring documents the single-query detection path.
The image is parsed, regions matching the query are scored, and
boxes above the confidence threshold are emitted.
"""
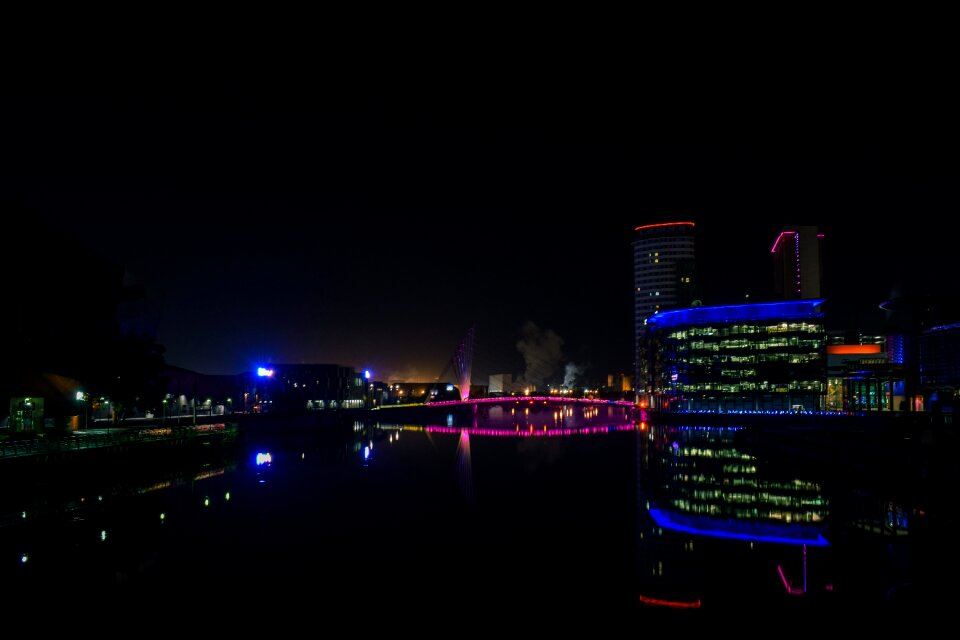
[644,425,828,528]
[636,425,832,608]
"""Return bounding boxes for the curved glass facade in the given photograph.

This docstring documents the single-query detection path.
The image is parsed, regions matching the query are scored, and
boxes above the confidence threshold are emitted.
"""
[644,300,827,411]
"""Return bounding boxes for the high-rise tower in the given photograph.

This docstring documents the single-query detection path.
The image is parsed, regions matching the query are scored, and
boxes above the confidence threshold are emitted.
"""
[633,221,697,399]
[772,225,823,300]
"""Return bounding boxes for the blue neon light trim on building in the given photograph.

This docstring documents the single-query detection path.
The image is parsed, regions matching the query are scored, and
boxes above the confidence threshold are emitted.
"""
[646,299,825,330]
[925,321,960,334]
[648,507,830,547]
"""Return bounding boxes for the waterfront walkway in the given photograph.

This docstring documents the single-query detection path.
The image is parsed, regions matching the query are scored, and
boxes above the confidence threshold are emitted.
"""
[0,423,233,460]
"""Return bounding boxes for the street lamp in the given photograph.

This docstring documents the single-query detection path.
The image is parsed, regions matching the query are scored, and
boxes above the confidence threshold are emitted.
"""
[76,391,87,430]
[102,398,110,435]
[162,398,168,425]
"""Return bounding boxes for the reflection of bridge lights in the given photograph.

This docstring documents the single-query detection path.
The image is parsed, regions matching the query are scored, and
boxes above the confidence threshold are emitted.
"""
[425,424,635,438]
[429,396,634,407]
[364,446,370,460]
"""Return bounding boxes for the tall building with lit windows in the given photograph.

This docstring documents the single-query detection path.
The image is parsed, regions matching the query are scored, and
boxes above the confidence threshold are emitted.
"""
[633,221,697,400]
[772,226,823,300]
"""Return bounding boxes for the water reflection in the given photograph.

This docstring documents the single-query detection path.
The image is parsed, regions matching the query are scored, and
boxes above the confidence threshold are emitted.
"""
[643,425,828,545]
[1,408,951,610]
[638,424,834,608]
[636,420,960,611]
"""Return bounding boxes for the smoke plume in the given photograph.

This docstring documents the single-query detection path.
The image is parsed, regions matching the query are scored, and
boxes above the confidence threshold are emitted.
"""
[516,321,563,391]
[562,362,582,388]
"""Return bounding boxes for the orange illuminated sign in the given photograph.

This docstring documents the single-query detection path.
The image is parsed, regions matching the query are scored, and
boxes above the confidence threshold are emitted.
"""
[826,344,882,355]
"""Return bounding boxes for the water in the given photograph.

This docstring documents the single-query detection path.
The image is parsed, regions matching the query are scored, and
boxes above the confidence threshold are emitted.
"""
[1,405,955,614]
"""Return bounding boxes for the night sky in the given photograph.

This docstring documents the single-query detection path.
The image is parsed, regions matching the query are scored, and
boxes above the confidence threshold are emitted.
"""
[3,86,957,383]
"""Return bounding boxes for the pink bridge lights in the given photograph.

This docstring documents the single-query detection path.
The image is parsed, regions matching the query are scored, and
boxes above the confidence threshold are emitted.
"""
[424,395,635,408]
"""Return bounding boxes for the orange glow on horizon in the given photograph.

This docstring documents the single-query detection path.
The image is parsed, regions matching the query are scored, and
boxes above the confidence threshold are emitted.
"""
[634,221,696,231]
[826,344,882,355]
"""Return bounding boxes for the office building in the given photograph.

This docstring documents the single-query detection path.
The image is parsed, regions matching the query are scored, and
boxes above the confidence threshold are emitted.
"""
[633,221,697,398]
[643,299,827,411]
[772,226,823,300]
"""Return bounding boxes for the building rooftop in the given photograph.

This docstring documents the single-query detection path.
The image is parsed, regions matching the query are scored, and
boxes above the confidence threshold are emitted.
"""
[646,299,825,330]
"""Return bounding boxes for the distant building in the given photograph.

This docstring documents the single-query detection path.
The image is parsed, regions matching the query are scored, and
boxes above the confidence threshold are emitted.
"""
[162,365,241,419]
[824,338,910,412]
[384,381,461,404]
[243,364,364,413]
[919,322,960,391]
[606,373,633,393]
[488,373,524,395]
[643,299,827,411]
[633,221,697,399]
[772,226,822,300]
[880,295,960,412]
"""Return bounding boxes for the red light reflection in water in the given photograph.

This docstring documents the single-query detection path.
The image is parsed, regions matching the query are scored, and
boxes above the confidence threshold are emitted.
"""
[638,595,702,609]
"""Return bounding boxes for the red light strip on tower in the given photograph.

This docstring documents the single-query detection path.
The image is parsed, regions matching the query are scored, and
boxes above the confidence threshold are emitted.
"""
[771,230,796,254]
[635,221,696,231]
[638,595,702,608]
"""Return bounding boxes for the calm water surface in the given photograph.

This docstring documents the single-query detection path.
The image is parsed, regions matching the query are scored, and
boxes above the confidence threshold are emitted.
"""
[1,405,954,613]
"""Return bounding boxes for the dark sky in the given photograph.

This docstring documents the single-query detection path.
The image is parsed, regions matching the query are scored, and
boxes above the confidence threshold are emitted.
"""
[3,87,958,383]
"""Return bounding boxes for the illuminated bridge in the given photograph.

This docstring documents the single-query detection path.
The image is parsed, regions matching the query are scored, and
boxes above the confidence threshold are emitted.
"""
[424,396,633,408]
[377,396,635,411]
[381,327,636,411]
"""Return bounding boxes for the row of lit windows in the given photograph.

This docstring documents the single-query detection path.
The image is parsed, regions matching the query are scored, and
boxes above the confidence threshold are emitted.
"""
[670,473,822,494]
[758,492,827,507]
[306,398,365,409]
[634,249,693,258]
[677,381,825,392]
[681,338,823,351]
[682,353,822,365]
[668,500,826,522]
[668,323,822,340]
[719,369,758,378]
[673,447,752,461]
